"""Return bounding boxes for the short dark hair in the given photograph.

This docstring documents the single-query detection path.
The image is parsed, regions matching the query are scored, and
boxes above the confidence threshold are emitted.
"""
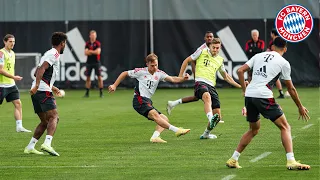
[51,32,67,46]
[145,53,158,63]
[205,31,213,35]
[273,37,287,48]
[271,28,278,36]
[3,34,15,42]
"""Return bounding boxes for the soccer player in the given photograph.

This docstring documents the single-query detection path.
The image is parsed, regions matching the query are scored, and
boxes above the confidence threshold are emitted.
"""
[0,34,31,132]
[226,37,310,170]
[108,53,191,143]
[166,31,213,115]
[24,32,67,156]
[178,38,241,139]
[84,30,103,98]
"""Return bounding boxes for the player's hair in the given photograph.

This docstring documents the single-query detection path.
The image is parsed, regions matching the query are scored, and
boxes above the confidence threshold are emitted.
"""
[51,32,67,46]
[271,28,278,36]
[3,34,14,42]
[212,38,221,44]
[145,53,158,63]
[90,30,97,34]
[205,31,213,35]
[273,37,287,49]
[251,29,259,35]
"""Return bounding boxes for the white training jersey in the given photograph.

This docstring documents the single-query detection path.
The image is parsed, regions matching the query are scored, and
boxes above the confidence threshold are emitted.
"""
[31,48,60,92]
[127,67,169,99]
[190,43,209,60]
[245,51,291,98]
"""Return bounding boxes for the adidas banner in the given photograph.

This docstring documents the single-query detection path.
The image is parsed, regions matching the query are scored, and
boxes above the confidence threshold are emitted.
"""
[0,20,318,89]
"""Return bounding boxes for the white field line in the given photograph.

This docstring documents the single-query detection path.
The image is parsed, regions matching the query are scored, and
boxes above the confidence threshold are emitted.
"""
[301,124,314,130]
[0,165,98,169]
[250,152,272,163]
[221,174,236,180]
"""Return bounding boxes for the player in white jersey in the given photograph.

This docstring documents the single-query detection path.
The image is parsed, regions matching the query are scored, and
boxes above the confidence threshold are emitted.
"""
[24,32,67,156]
[166,31,213,114]
[108,53,191,143]
[226,37,310,170]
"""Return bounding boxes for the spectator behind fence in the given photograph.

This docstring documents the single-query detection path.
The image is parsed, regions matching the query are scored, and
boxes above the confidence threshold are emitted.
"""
[245,29,265,59]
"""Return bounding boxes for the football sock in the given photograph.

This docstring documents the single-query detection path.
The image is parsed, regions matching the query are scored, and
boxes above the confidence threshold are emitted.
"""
[172,99,182,107]
[151,131,161,139]
[44,135,53,146]
[27,137,38,150]
[169,125,179,132]
[203,128,211,135]
[232,151,241,161]
[85,88,89,95]
[16,120,22,128]
[286,152,295,161]
[206,112,213,122]
[279,90,284,96]
[99,88,103,94]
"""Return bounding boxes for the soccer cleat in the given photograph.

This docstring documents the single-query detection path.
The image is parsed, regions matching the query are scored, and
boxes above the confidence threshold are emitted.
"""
[226,158,242,169]
[277,95,285,99]
[83,94,89,98]
[200,134,217,139]
[175,128,190,137]
[16,127,32,133]
[100,93,104,98]
[286,160,310,170]
[150,137,167,143]
[209,113,220,129]
[219,120,225,123]
[24,147,44,155]
[41,144,60,156]
[166,101,175,115]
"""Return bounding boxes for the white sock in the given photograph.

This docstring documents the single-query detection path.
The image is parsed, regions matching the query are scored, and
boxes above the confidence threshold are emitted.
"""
[231,151,241,161]
[206,112,213,122]
[286,152,295,161]
[203,128,211,135]
[16,120,22,128]
[151,131,161,139]
[44,135,53,146]
[169,125,179,132]
[27,137,38,150]
[172,99,182,107]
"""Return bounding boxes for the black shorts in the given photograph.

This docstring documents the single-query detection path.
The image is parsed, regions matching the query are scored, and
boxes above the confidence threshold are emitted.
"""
[31,91,56,114]
[85,62,101,77]
[0,85,20,104]
[245,97,283,122]
[132,95,161,120]
[194,81,220,109]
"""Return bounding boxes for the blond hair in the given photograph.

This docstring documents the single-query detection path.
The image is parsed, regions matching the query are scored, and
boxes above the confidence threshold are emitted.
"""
[145,53,158,63]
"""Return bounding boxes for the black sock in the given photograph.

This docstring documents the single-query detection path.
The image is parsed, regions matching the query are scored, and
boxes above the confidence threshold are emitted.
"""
[279,90,284,96]
[85,88,89,94]
[99,88,103,93]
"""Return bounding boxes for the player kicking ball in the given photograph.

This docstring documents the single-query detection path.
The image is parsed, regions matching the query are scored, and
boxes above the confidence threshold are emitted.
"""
[108,53,191,143]
[226,37,310,170]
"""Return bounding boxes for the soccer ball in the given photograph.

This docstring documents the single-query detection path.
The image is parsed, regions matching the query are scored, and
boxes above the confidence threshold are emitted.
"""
[284,91,291,98]
[59,90,66,98]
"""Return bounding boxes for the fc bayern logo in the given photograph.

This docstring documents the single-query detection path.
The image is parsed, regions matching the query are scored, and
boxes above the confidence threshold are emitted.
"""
[275,4,313,43]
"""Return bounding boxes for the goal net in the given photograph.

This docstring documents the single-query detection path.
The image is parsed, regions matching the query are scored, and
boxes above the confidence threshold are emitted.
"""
[15,53,41,90]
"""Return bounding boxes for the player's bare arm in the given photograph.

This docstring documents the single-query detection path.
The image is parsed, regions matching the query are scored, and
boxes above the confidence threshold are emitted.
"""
[237,64,251,94]
[108,71,129,93]
[0,64,22,81]
[90,48,101,55]
[165,74,189,83]
[179,56,193,77]
[30,61,50,95]
[52,86,61,97]
[284,80,310,121]
[84,48,92,56]
[221,72,241,88]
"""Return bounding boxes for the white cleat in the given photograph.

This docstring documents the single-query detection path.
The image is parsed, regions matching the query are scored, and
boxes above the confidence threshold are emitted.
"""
[16,127,32,133]
[166,101,175,115]
[200,134,218,139]
[219,120,225,123]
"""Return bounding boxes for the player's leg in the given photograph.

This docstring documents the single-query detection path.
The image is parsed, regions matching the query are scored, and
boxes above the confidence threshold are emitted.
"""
[276,79,284,98]
[40,109,60,156]
[273,115,310,169]
[24,112,47,155]
[167,96,198,115]
[95,63,104,97]
[226,97,260,168]
[150,113,169,143]
[84,64,92,97]
[6,86,31,132]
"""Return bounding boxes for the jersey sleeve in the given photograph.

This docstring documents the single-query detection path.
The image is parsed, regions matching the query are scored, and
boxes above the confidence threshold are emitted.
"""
[44,54,56,66]
[280,61,291,80]
[159,70,169,81]
[0,51,4,65]
[190,48,203,60]
[127,68,144,78]
[245,54,256,69]
[96,41,101,48]
[218,61,227,74]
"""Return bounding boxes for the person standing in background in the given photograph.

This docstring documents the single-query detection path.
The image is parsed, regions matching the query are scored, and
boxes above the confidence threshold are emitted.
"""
[84,30,103,98]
